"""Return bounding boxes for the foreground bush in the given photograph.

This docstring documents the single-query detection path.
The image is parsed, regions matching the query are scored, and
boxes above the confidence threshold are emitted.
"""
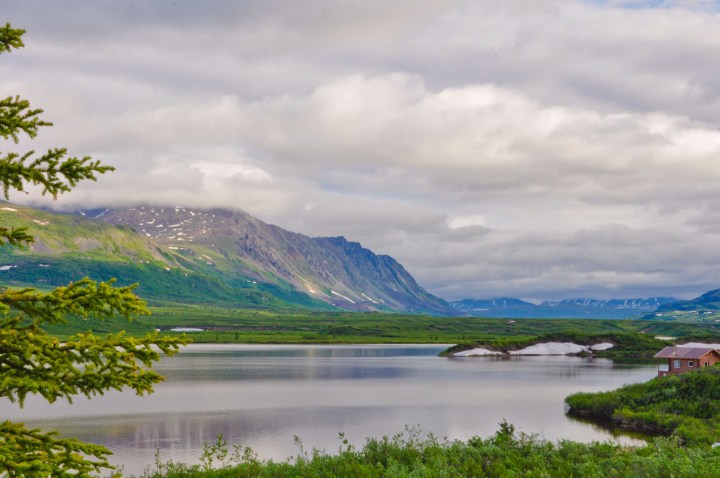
[134,423,720,478]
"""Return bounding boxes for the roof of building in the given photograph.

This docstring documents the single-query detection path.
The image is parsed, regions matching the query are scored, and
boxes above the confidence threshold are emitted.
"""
[653,346,720,360]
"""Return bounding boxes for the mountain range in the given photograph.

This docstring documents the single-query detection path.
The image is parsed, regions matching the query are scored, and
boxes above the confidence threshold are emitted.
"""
[655,289,720,313]
[0,203,454,315]
[644,288,720,321]
[4,201,719,320]
[451,297,677,319]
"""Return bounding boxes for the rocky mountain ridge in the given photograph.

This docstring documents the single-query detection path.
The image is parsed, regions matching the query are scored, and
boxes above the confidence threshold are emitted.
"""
[0,203,454,314]
[77,205,454,314]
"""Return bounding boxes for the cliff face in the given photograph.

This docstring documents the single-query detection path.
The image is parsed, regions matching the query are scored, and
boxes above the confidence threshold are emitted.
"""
[88,206,454,314]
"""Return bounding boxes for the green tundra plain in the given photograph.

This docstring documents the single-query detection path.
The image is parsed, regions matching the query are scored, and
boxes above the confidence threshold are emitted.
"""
[47,302,720,346]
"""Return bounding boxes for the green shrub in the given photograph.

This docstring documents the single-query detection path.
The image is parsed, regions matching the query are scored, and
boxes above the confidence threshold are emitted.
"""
[566,365,720,445]
[135,425,720,478]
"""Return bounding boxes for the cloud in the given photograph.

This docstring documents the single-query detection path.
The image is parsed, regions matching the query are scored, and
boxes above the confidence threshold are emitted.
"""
[3,0,720,301]
[408,224,720,301]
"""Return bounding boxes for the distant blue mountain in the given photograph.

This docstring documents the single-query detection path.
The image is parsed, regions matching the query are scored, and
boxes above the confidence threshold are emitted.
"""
[452,297,535,311]
[451,297,677,319]
[655,289,720,312]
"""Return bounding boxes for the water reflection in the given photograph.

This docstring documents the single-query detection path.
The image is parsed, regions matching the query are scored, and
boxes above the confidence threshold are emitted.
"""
[565,412,658,442]
[2,344,657,476]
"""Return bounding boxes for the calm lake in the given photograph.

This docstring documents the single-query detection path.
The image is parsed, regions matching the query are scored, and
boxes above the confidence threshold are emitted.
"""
[2,344,657,475]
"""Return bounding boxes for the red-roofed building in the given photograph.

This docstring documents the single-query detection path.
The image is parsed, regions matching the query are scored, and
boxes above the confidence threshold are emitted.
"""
[653,346,720,377]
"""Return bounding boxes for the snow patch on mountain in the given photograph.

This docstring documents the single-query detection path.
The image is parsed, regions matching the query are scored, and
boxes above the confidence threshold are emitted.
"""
[331,290,355,304]
[361,293,379,304]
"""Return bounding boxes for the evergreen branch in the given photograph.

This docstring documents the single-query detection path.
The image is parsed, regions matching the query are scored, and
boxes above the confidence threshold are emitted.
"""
[0,22,190,477]
[0,326,188,406]
[0,278,150,325]
[0,420,112,477]
[0,226,34,247]
[0,95,52,143]
[0,150,115,200]
[0,23,24,55]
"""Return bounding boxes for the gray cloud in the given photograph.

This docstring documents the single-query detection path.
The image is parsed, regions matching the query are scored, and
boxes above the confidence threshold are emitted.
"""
[3,0,720,301]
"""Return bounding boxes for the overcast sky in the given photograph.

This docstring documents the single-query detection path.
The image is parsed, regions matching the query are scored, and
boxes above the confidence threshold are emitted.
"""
[3,0,720,302]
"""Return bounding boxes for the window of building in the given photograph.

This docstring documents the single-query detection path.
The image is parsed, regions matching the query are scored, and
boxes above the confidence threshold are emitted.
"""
[673,360,681,369]
[705,361,709,367]
[688,361,694,368]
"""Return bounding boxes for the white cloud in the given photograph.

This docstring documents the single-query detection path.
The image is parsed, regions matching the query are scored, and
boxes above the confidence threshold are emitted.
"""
[4,0,720,301]
[447,215,488,230]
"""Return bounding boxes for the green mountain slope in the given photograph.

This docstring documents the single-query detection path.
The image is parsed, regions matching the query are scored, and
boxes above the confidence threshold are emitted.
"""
[657,289,720,311]
[0,203,454,314]
[0,203,329,309]
[90,206,454,314]
[643,288,720,322]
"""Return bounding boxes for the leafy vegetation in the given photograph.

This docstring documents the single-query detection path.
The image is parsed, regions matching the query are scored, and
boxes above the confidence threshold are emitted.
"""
[0,23,188,477]
[132,424,720,478]
[566,365,720,446]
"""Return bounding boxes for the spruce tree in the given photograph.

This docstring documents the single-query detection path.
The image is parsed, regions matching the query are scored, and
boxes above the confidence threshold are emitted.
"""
[0,23,188,476]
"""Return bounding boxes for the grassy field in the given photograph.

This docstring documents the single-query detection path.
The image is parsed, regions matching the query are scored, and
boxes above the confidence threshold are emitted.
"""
[42,301,720,346]
[146,305,634,344]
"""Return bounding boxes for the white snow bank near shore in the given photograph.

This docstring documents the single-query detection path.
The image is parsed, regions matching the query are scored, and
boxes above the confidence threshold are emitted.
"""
[453,347,501,357]
[679,342,720,349]
[511,342,614,355]
[510,342,587,355]
[453,342,614,357]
